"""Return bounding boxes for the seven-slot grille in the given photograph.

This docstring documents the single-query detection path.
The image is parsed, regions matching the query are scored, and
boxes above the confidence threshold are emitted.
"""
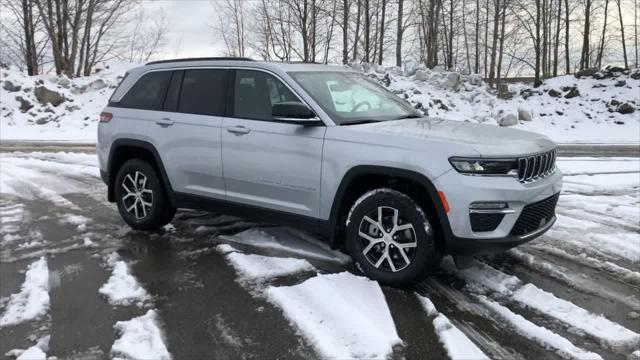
[517,149,557,183]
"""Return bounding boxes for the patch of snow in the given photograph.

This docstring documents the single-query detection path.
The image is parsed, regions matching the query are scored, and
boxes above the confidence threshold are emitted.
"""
[5,335,50,360]
[441,257,521,294]
[513,283,640,349]
[0,257,49,327]
[99,256,150,307]
[59,213,92,231]
[226,252,314,281]
[557,157,640,175]
[266,272,402,358]
[221,228,350,264]
[480,297,602,360]
[215,243,238,254]
[416,294,489,359]
[111,309,171,360]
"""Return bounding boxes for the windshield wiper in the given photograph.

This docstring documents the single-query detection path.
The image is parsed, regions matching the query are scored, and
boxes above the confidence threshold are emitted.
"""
[393,114,423,120]
[341,119,382,125]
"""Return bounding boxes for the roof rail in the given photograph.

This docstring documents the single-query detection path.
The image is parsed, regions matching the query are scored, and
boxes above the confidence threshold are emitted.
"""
[145,57,254,65]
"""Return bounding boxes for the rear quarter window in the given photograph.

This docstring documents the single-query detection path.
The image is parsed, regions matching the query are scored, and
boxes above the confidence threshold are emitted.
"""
[117,71,172,111]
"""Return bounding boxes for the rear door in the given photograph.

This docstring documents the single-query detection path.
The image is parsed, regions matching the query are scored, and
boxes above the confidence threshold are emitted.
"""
[147,68,229,199]
[221,69,325,218]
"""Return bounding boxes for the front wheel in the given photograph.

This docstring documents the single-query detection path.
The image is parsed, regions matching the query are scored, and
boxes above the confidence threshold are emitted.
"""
[345,188,442,285]
[114,158,175,230]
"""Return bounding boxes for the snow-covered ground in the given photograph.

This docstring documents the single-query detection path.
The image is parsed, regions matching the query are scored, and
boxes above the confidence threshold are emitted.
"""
[1,61,638,144]
[0,151,638,359]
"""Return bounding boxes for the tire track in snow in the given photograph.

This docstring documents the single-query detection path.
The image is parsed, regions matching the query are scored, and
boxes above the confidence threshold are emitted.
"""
[441,258,640,355]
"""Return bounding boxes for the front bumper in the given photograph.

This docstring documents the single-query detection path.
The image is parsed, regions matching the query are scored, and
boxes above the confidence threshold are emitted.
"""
[433,167,562,255]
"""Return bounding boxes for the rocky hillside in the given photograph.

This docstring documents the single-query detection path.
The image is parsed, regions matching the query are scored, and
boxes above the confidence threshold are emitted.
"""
[1,60,638,143]
[0,61,135,141]
[363,63,639,143]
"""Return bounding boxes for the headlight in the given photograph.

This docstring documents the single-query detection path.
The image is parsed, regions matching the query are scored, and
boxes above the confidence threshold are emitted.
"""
[449,158,518,175]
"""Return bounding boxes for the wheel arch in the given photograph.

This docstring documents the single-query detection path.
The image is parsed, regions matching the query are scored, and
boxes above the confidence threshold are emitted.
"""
[107,139,172,202]
[327,165,453,249]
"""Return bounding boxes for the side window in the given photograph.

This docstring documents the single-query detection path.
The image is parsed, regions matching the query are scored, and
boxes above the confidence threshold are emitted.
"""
[119,71,171,110]
[179,69,227,116]
[233,70,298,120]
[163,70,183,112]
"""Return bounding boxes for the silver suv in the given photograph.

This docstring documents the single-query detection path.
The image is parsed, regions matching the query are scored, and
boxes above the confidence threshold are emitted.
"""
[98,58,562,284]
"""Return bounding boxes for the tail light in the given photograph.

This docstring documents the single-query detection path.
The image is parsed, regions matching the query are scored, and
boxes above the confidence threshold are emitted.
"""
[100,112,113,122]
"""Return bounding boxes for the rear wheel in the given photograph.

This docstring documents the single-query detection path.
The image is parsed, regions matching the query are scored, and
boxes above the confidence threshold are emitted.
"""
[114,158,175,230]
[345,188,442,285]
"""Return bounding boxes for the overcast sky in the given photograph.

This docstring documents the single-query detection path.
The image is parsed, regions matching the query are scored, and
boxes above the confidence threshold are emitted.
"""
[141,0,225,59]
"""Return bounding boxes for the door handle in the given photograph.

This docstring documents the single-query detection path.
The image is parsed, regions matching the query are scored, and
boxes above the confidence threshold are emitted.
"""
[155,118,174,127]
[227,125,251,135]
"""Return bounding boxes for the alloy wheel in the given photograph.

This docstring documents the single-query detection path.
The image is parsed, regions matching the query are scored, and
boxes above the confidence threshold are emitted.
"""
[357,206,417,272]
[121,171,153,220]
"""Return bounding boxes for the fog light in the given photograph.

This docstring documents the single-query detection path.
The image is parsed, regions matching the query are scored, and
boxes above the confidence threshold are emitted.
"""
[469,202,508,209]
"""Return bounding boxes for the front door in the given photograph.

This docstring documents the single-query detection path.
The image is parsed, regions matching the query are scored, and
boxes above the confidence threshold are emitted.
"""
[221,69,325,218]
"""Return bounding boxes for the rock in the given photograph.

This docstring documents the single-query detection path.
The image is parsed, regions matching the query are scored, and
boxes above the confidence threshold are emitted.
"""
[520,88,541,99]
[88,79,107,90]
[518,106,532,121]
[414,69,428,81]
[564,87,580,99]
[414,102,424,111]
[57,76,71,88]
[15,96,33,112]
[617,103,635,114]
[630,70,640,80]
[614,120,625,125]
[614,80,626,87]
[433,99,449,111]
[548,89,562,98]
[444,72,461,90]
[2,80,21,92]
[609,99,620,106]
[382,73,391,87]
[628,311,640,320]
[592,83,606,88]
[34,86,65,106]
[574,68,598,78]
[412,89,422,95]
[607,66,625,73]
[555,110,564,115]
[592,71,606,80]
[71,84,88,95]
[498,113,518,127]
[36,117,51,125]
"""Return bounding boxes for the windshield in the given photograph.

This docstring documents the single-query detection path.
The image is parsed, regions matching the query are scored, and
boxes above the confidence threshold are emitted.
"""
[288,71,421,125]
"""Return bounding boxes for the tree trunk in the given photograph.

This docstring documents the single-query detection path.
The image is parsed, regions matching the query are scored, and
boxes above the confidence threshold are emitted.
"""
[395,0,404,66]
[535,0,542,85]
[580,0,591,69]
[553,0,561,75]
[564,0,569,73]
[597,0,609,68]
[343,0,349,64]
[378,0,386,65]
[475,0,480,73]
[488,0,500,87]
[353,0,361,61]
[616,0,628,68]
[364,0,370,62]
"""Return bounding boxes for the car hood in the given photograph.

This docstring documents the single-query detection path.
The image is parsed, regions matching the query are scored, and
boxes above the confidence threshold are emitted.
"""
[348,118,556,157]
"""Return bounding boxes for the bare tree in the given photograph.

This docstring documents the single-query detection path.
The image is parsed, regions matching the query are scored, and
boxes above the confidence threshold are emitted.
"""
[212,0,248,57]
[121,8,169,63]
[614,0,628,67]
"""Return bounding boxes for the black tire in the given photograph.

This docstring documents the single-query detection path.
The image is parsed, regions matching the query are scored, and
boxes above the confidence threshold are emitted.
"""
[114,158,175,230]
[345,188,442,285]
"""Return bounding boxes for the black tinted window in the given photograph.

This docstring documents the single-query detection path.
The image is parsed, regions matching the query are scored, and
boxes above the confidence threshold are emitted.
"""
[179,69,227,116]
[233,70,298,120]
[119,71,171,110]
[163,71,183,112]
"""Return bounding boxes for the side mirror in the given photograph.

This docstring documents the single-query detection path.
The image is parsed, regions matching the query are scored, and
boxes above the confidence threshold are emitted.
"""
[272,102,322,126]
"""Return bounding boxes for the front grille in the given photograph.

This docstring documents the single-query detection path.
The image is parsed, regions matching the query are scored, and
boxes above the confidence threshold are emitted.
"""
[511,193,559,236]
[517,149,557,183]
[470,213,505,232]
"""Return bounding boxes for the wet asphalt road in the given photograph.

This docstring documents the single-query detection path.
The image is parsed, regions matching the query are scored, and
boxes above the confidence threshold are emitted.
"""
[0,149,638,360]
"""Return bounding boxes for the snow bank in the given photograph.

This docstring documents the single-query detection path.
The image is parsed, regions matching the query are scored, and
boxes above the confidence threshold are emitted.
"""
[226,252,314,281]
[480,297,602,359]
[266,272,402,358]
[1,61,135,142]
[0,257,49,327]
[417,295,489,360]
[99,254,150,307]
[111,310,171,360]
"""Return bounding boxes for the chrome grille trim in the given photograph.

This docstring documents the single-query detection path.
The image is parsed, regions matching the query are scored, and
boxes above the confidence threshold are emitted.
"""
[517,149,557,183]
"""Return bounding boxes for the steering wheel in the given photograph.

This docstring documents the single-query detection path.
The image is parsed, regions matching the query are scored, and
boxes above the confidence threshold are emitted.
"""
[351,101,371,113]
